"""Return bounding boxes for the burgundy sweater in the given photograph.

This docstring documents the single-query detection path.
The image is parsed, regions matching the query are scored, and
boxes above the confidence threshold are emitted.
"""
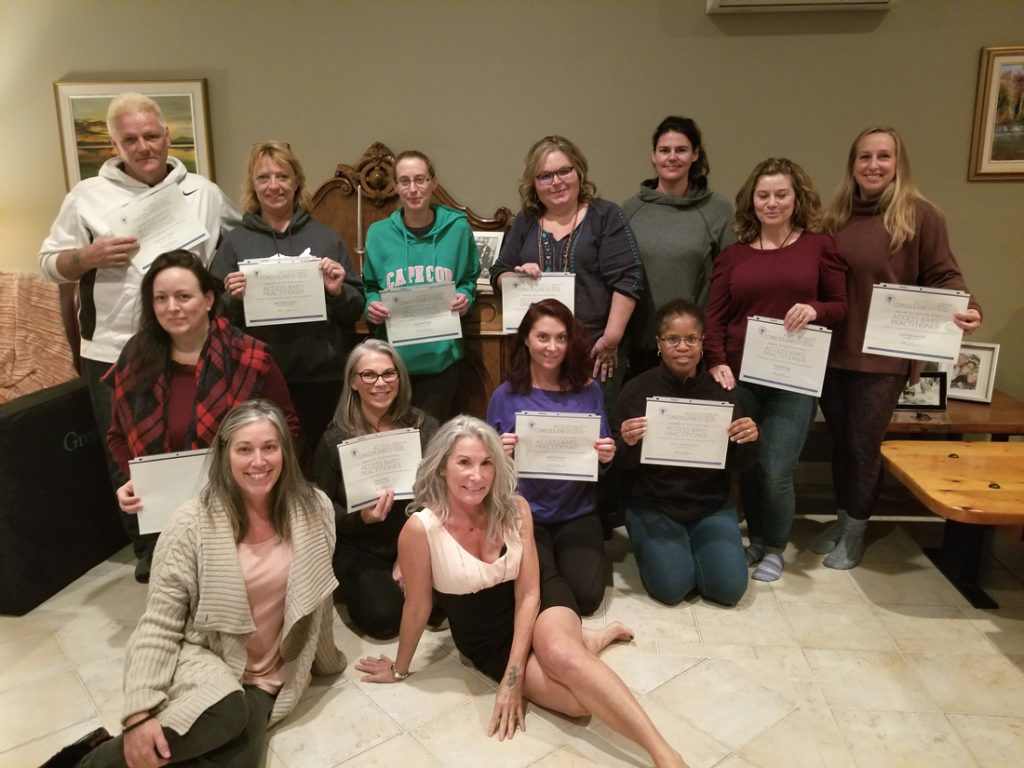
[829,198,981,375]
[704,232,848,376]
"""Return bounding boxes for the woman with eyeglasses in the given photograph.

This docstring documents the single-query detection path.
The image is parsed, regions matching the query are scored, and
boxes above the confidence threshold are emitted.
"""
[617,299,759,606]
[312,340,439,638]
[703,158,846,582]
[622,116,736,376]
[489,136,643,420]
[212,141,364,471]
[363,150,480,423]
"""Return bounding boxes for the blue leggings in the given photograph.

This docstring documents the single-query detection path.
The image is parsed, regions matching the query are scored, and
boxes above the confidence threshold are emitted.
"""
[625,503,747,606]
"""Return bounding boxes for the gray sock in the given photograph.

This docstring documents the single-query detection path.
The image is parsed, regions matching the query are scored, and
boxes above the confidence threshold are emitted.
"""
[823,517,868,570]
[752,553,784,582]
[810,509,849,554]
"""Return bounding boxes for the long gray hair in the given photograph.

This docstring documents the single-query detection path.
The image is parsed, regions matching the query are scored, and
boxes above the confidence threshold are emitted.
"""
[332,339,420,435]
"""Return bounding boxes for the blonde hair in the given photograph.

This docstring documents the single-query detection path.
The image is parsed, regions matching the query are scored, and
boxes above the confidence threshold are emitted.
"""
[106,92,166,137]
[240,141,312,216]
[518,135,597,218]
[410,416,519,544]
[732,157,822,244]
[822,126,930,252]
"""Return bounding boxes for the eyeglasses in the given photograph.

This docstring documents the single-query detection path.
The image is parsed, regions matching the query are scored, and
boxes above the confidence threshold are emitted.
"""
[535,167,576,185]
[657,334,703,348]
[396,175,433,190]
[355,369,399,384]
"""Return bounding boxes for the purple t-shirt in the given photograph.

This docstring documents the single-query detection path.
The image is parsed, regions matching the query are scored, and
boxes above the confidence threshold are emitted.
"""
[486,380,610,525]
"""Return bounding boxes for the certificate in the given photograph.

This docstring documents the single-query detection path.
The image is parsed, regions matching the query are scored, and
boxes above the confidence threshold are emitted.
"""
[239,255,327,326]
[640,397,733,470]
[382,282,462,346]
[739,316,832,397]
[130,448,211,535]
[514,411,600,482]
[104,183,209,272]
[502,273,576,333]
[338,428,422,513]
[863,283,969,363]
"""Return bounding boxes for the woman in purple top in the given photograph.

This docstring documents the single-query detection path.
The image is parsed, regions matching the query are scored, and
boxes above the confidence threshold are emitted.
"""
[704,158,847,582]
[486,299,615,615]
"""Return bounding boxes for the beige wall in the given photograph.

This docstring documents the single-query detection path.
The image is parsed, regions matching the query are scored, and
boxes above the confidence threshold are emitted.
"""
[2,0,1022,395]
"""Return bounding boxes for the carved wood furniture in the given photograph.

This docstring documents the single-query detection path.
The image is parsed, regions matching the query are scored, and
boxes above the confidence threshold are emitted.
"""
[310,143,515,419]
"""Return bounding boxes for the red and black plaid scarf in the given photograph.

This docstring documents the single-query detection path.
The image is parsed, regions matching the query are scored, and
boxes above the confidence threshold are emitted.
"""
[110,317,272,458]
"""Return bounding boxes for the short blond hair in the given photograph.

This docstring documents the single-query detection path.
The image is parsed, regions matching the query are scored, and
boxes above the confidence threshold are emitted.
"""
[241,141,312,215]
[106,92,166,138]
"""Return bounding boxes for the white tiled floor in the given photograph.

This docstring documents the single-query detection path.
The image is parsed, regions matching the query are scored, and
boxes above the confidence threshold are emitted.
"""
[3,516,1024,768]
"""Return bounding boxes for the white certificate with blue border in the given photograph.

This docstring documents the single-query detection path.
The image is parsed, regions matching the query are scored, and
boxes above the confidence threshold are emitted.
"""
[382,282,462,346]
[240,255,327,326]
[105,184,209,273]
[739,316,831,397]
[502,273,575,333]
[862,283,969,363]
[131,448,211,534]
[640,397,732,470]
[338,428,421,513]
[514,411,600,482]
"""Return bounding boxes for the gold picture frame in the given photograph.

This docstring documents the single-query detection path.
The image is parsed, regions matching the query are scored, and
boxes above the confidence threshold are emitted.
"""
[968,46,1024,180]
[54,79,214,191]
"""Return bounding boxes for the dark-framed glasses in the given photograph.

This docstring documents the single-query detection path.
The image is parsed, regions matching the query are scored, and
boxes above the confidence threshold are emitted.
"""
[535,166,576,185]
[657,334,702,348]
[355,369,400,384]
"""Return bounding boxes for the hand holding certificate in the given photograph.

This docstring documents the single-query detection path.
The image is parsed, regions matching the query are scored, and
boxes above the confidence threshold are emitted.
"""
[739,316,832,397]
[514,411,601,481]
[239,255,327,326]
[338,428,422,513]
[863,283,969,363]
[104,184,209,272]
[640,397,733,469]
[502,272,575,333]
[382,282,462,346]
[131,448,212,534]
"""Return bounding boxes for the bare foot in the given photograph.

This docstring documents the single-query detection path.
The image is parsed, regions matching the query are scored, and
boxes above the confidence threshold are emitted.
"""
[582,620,635,655]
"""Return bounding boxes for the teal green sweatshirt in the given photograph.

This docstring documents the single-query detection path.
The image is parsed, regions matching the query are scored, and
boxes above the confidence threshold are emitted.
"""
[362,204,480,375]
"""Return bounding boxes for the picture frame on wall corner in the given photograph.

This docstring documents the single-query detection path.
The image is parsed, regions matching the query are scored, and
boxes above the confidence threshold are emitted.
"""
[947,341,1000,403]
[968,45,1024,181]
[54,79,214,192]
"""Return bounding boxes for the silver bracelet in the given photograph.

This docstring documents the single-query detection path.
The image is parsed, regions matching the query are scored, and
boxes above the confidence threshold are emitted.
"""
[390,663,410,681]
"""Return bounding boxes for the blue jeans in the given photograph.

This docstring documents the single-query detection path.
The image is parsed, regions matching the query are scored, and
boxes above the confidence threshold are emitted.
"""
[625,503,747,606]
[737,382,817,550]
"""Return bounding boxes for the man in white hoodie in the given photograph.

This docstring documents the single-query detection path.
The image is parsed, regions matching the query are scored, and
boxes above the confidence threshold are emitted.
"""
[38,92,240,581]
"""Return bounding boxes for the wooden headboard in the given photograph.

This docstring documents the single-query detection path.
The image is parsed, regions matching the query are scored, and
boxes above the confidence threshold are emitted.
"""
[309,142,514,273]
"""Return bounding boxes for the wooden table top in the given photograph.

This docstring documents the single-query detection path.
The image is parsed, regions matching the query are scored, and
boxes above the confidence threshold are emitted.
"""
[886,389,1024,436]
[881,440,1024,525]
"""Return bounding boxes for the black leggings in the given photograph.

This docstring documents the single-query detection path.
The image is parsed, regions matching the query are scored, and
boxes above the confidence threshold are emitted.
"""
[535,514,607,616]
[337,547,404,639]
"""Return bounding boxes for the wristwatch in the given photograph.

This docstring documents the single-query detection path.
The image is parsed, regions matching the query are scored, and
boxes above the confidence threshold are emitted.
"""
[391,663,410,681]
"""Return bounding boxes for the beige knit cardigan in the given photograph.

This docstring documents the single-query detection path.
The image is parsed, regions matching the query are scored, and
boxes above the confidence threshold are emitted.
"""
[121,490,346,735]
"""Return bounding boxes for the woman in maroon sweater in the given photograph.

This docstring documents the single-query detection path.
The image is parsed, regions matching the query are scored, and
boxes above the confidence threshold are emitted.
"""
[107,250,297,582]
[816,127,982,569]
[704,158,846,582]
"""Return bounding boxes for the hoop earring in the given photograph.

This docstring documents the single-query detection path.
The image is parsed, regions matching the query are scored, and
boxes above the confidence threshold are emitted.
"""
[657,349,662,357]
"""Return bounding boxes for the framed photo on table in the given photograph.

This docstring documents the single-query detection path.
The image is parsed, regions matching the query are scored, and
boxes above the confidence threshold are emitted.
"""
[895,372,947,412]
[473,231,504,283]
[54,79,214,191]
[968,46,1024,180]
[947,342,1000,403]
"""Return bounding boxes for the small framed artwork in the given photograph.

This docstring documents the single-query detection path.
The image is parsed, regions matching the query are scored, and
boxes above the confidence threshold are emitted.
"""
[968,45,1024,180]
[948,342,1000,403]
[895,372,947,412]
[54,79,214,191]
[473,230,504,283]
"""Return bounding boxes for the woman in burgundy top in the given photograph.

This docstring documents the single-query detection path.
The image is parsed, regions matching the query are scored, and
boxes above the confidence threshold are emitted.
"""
[107,250,297,582]
[704,158,846,582]
[815,127,982,569]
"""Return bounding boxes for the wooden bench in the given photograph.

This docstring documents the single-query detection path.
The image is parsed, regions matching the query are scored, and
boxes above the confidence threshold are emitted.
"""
[881,440,1024,608]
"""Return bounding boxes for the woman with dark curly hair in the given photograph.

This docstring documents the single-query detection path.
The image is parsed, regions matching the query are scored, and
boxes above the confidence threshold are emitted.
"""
[704,158,847,582]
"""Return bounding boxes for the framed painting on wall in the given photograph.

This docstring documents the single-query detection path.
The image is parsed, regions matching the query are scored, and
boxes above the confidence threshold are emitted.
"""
[969,46,1024,180]
[54,79,214,191]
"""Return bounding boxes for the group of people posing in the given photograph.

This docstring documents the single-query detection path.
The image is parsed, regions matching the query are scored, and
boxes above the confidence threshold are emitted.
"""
[40,93,980,768]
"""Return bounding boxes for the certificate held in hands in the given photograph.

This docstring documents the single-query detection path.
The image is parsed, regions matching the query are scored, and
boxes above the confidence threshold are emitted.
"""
[239,254,327,326]
[131,448,212,535]
[863,283,969,363]
[338,428,422,513]
[739,316,832,397]
[105,184,209,273]
[382,282,462,347]
[514,411,601,482]
[502,273,575,333]
[640,397,733,470]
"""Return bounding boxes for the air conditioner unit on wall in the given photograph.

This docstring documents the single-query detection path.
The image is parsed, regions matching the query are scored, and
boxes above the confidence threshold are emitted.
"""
[707,0,894,12]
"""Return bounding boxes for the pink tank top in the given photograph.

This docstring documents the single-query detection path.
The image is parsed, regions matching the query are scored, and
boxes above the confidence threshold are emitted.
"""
[413,507,522,595]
